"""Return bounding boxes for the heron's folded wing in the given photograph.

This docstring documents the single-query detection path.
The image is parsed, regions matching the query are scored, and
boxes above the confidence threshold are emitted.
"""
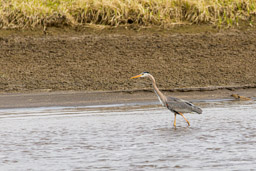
[166,97,202,114]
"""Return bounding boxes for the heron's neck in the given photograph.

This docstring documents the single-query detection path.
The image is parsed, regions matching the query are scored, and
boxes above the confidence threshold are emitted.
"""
[148,75,167,105]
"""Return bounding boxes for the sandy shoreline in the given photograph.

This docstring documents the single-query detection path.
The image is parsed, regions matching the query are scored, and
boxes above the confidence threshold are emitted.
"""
[0,87,255,109]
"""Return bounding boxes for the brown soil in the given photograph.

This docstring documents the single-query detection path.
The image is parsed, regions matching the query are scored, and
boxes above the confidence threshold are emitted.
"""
[0,26,256,93]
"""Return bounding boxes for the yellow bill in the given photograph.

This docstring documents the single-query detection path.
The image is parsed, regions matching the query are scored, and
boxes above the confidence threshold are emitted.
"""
[130,74,142,79]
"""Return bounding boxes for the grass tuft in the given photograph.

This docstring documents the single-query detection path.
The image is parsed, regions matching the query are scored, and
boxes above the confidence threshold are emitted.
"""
[0,0,256,29]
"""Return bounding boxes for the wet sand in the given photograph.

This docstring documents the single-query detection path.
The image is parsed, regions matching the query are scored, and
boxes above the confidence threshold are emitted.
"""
[0,87,255,109]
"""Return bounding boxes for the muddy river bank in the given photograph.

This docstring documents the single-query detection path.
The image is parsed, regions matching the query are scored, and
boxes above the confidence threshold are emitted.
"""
[0,87,255,109]
[0,26,256,93]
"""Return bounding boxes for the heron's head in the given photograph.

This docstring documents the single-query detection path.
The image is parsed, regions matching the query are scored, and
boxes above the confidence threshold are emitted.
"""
[131,72,150,79]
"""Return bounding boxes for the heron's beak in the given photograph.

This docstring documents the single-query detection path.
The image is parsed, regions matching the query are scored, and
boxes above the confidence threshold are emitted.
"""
[130,74,142,79]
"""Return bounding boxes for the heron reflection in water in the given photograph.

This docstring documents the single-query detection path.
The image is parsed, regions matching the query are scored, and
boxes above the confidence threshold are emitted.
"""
[131,72,202,127]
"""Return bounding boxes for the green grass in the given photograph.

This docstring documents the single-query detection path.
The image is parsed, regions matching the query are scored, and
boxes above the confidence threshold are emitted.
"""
[0,0,256,29]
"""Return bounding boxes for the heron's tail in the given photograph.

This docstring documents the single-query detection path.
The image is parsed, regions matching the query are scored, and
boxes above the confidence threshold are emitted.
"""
[193,106,202,114]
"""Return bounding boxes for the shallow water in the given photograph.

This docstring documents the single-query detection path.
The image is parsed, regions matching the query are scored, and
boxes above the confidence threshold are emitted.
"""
[0,100,255,171]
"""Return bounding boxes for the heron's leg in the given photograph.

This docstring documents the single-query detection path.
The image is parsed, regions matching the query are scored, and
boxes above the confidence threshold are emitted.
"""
[173,113,177,127]
[178,112,190,126]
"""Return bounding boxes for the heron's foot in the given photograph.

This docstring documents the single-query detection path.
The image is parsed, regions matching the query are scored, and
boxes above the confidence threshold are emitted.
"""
[173,113,177,128]
[173,122,176,127]
[186,121,190,126]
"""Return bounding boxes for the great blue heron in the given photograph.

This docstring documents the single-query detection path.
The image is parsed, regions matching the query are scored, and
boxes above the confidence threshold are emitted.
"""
[131,72,202,127]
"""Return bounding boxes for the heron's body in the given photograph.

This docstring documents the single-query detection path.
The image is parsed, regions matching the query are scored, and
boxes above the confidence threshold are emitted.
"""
[131,72,202,127]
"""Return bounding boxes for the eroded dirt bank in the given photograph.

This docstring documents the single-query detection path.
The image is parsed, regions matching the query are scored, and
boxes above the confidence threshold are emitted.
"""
[0,27,256,93]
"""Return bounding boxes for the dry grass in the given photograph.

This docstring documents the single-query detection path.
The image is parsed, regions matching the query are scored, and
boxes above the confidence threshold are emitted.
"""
[0,0,256,29]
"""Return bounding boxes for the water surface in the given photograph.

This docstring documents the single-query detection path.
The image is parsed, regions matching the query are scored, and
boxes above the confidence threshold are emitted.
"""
[0,100,255,170]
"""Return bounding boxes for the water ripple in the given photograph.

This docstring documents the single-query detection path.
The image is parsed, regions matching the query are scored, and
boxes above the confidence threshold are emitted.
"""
[0,101,255,170]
